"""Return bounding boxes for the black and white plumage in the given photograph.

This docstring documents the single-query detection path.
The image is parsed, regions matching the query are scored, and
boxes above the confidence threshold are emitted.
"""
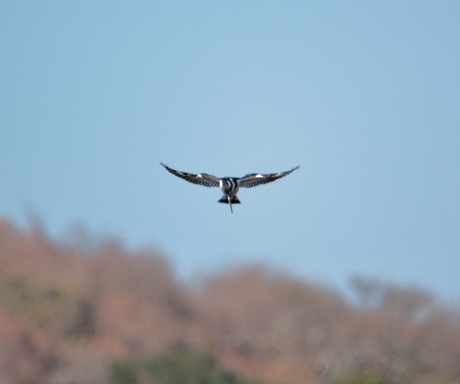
[160,162,299,213]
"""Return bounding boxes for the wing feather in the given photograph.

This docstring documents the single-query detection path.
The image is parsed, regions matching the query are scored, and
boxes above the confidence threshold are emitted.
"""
[160,162,220,187]
[238,166,299,188]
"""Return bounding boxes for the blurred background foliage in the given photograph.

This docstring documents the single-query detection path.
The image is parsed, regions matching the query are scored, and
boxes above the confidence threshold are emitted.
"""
[0,218,459,384]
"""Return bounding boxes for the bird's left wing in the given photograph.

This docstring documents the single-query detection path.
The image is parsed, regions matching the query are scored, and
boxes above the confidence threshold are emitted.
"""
[238,166,299,188]
[160,162,220,187]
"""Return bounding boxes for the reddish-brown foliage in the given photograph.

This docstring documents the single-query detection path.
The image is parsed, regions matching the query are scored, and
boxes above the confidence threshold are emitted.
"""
[0,218,459,384]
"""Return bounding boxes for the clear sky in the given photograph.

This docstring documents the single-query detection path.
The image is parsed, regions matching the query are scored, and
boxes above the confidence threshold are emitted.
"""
[1,2,459,300]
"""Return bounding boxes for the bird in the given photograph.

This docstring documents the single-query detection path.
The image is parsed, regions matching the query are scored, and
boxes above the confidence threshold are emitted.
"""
[160,162,299,213]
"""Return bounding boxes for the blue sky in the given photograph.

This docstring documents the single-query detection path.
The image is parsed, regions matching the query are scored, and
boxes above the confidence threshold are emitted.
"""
[1,2,459,300]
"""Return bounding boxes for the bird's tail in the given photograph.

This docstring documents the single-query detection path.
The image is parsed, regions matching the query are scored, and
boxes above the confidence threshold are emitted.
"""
[218,196,241,204]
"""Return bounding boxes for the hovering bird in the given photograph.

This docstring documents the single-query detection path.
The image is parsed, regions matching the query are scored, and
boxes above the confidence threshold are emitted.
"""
[160,162,299,213]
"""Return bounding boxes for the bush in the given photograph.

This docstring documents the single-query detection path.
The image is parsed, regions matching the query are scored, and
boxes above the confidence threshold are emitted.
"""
[109,360,139,384]
[331,369,387,384]
[109,349,267,384]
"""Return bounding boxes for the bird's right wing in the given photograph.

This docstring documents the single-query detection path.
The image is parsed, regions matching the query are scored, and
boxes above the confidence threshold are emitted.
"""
[160,162,220,187]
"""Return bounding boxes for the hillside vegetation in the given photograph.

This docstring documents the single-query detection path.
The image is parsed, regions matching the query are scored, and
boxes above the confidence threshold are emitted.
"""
[0,218,459,384]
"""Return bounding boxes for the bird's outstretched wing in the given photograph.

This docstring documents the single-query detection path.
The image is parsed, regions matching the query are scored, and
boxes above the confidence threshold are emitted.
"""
[238,166,299,188]
[160,162,220,187]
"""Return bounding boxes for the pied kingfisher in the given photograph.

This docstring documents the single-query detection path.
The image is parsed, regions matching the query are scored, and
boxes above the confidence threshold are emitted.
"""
[160,162,299,213]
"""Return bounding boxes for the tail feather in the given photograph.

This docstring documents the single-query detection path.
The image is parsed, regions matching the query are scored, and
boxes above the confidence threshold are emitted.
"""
[218,195,241,204]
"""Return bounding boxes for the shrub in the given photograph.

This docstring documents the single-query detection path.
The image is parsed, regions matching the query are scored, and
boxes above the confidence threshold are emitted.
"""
[331,369,387,384]
[109,349,267,384]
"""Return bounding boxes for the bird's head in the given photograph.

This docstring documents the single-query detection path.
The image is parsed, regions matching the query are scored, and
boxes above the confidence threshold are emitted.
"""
[221,178,233,194]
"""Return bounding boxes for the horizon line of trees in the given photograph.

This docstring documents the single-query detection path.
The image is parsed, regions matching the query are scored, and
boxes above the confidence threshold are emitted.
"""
[0,217,459,384]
